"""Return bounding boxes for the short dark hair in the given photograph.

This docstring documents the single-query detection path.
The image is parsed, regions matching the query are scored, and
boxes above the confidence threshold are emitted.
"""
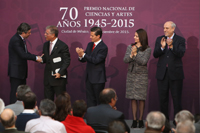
[99,88,116,104]
[16,85,32,100]
[39,99,56,118]
[22,91,36,109]
[54,92,71,121]
[0,110,15,128]
[108,120,126,133]
[73,100,87,117]
[17,23,31,35]
[90,27,102,38]
[46,25,58,37]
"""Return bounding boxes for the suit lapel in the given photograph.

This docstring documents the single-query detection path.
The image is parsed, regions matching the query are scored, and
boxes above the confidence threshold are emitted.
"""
[51,39,59,55]
[91,41,103,55]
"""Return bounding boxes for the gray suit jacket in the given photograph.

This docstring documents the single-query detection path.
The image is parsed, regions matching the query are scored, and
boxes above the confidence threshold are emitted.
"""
[123,45,151,74]
[5,101,24,115]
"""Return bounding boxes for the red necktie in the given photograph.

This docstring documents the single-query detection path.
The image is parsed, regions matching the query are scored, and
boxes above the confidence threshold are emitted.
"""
[49,42,53,55]
[92,43,95,51]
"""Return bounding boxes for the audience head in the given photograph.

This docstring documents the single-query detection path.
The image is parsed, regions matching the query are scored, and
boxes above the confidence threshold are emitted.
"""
[0,98,5,114]
[72,100,87,118]
[39,99,56,118]
[146,111,166,131]
[99,88,117,107]
[0,109,16,128]
[22,91,37,109]
[175,110,194,124]
[176,120,195,133]
[54,92,71,121]
[108,120,127,133]
[16,85,31,101]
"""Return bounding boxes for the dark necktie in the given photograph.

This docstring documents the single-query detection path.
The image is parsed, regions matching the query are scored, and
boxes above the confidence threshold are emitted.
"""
[23,40,27,53]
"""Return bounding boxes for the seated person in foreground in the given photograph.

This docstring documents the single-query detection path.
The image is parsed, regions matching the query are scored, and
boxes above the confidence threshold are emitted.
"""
[86,88,130,133]
[108,120,128,133]
[62,100,95,133]
[144,111,166,133]
[25,99,66,133]
[16,91,39,131]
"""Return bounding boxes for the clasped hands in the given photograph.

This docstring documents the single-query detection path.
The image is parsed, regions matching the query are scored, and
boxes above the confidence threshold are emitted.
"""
[36,54,44,63]
[76,47,84,57]
[130,45,137,58]
[161,37,173,49]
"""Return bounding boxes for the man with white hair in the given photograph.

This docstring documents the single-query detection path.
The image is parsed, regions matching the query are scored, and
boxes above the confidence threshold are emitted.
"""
[144,111,166,133]
[153,21,186,124]
[175,110,194,124]
[0,98,5,132]
[176,120,195,133]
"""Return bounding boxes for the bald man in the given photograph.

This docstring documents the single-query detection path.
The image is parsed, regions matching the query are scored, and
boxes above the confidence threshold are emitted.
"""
[0,109,28,133]
[153,21,186,123]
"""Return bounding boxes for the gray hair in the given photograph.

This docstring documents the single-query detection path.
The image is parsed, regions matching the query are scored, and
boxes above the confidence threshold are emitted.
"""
[146,111,166,130]
[176,120,195,133]
[175,110,194,124]
[0,98,5,114]
[16,85,32,100]
[39,99,56,117]
[46,25,58,37]
[170,21,176,29]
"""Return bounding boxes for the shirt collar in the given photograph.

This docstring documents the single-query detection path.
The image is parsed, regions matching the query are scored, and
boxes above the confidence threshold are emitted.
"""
[19,34,24,40]
[94,39,102,46]
[168,33,175,39]
[50,38,58,45]
[22,109,35,114]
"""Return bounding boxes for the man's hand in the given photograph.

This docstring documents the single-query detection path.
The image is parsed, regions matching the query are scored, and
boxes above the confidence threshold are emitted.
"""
[36,56,42,62]
[167,38,173,49]
[76,47,84,57]
[53,73,61,78]
[161,37,166,49]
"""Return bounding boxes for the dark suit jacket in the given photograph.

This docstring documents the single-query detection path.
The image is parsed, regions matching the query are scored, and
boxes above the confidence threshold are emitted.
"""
[42,39,70,86]
[0,128,28,133]
[86,104,130,133]
[16,113,39,131]
[8,33,36,79]
[79,41,108,83]
[153,34,185,80]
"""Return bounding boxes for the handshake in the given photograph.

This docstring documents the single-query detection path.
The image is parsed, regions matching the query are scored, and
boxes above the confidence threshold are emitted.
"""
[36,54,44,63]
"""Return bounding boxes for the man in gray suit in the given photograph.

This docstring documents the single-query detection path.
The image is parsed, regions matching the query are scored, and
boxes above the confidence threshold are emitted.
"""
[5,85,31,115]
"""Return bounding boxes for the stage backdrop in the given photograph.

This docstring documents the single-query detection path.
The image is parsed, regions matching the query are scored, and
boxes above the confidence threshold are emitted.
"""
[0,0,199,119]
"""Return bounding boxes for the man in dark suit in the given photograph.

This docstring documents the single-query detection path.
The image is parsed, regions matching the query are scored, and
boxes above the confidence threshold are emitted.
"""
[8,23,42,104]
[0,109,27,133]
[86,88,130,133]
[76,27,108,107]
[42,25,70,101]
[153,21,186,122]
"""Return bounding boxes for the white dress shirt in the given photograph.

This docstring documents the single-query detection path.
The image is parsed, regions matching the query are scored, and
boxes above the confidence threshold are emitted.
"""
[25,116,67,133]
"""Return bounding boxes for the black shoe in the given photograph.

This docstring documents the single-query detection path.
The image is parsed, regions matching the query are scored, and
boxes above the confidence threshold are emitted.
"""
[131,120,137,128]
[138,120,144,128]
